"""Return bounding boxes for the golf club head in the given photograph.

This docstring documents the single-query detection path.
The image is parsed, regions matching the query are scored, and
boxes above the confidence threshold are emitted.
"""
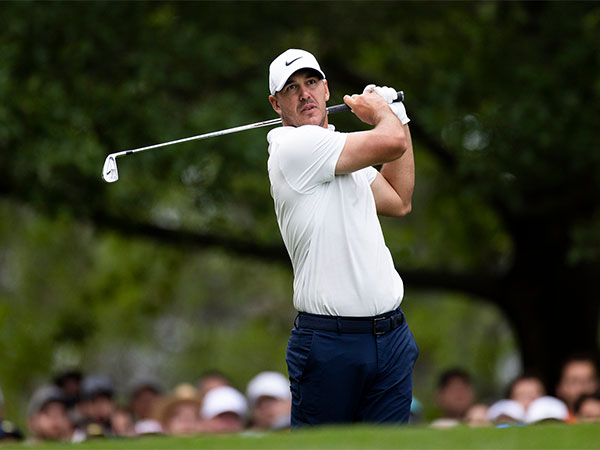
[102,155,119,183]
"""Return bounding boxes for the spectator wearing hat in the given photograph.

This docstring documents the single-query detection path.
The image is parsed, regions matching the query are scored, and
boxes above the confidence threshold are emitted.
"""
[507,372,546,412]
[0,386,24,442]
[246,371,291,431]
[154,383,201,436]
[486,399,525,425]
[76,374,117,438]
[555,353,599,423]
[201,385,248,433]
[523,396,568,424]
[197,370,231,403]
[126,376,163,435]
[574,391,600,423]
[27,385,74,442]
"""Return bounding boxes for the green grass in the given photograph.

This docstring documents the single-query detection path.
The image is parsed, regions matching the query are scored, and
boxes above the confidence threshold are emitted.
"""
[7,424,600,450]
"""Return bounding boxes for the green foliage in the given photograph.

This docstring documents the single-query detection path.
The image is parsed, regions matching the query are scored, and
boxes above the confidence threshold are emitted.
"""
[0,0,599,429]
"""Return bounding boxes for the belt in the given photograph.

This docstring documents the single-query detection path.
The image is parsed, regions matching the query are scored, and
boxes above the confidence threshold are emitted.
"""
[295,310,404,335]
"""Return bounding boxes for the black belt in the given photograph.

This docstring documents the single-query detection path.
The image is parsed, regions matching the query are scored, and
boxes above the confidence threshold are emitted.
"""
[295,310,404,335]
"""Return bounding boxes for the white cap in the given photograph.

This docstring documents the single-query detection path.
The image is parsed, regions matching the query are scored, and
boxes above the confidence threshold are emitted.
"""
[133,419,163,435]
[524,396,568,424]
[246,371,291,406]
[486,399,525,422]
[269,49,326,95]
[201,386,248,420]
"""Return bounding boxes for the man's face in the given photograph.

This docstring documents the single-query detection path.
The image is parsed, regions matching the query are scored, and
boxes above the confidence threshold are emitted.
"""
[252,395,291,429]
[204,411,244,433]
[165,402,200,435]
[437,378,475,418]
[29,402,72,441]
[269,69,330,128]
[131,388,160,419]
[510,378,545,410]
[556,361,599,408]
[578,397,600,423]
[79,394,116,424]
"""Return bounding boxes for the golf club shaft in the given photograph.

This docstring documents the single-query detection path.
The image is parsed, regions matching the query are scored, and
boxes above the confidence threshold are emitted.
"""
[112,91,404,159]
[102,90,404,182]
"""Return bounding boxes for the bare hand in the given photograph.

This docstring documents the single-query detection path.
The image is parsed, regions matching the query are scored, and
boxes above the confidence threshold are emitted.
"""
[343,91,391,126]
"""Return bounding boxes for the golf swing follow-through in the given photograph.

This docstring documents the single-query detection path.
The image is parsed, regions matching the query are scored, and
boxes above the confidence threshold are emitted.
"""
[101,90,404,183]
[103,48,417,427]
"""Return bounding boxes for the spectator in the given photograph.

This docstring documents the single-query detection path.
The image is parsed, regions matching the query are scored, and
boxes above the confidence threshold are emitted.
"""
[111,407,134,437]
[464,403,490,427]
[507,372,546,411]
[486,399,525,425]
[154,383,201,436]
[574,392,600,423]
[197,370,231,402]
[27,385,74,442]
[201,386,248,433]
[76,374,117,438]
[523,396,568,424]
[0,386,24,442]
[53,369,83,411]
[246,371,291,430]
[555,353,599,422]
[430,369,475,428]
[126,376,163,435]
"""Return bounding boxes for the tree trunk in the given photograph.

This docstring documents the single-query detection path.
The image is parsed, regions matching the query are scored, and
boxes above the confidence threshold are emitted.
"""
[499,217,599,393]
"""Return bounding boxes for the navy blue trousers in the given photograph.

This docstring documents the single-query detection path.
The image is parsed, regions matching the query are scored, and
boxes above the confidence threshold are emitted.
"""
[286,309,418,427]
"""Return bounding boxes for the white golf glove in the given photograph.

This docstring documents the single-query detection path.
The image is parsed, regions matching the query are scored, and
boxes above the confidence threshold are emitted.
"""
[363,84,410,125]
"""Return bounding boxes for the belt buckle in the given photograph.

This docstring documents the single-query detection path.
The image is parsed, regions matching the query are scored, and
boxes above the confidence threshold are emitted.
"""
[373,317,388,335]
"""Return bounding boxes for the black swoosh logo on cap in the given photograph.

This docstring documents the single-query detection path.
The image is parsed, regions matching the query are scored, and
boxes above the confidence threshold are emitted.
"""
[285,56,302,66]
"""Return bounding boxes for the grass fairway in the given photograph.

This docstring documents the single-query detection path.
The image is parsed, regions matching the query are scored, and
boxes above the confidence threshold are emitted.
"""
[9,424,600,450]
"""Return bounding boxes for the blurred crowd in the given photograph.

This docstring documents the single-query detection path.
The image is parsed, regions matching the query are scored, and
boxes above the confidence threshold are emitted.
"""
[424,353,600,428]
[1,352,599,444]
[0,370,292,443]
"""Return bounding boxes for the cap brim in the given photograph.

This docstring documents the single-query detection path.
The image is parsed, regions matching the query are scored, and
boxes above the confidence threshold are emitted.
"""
[272,66,325,95]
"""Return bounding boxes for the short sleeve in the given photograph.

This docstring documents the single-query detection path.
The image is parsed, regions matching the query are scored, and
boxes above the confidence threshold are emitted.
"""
[364,166,378,184]
[268,125,347,193]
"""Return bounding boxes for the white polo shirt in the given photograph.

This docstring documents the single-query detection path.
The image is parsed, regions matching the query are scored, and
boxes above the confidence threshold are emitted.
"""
[267,124,403,317]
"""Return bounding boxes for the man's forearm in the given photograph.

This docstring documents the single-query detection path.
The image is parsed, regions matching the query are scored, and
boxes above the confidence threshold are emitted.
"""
[380,124,415,211]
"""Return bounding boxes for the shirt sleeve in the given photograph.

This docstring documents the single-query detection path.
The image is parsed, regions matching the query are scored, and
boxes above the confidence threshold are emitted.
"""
[272,125,347,193]
[364,166,378,184]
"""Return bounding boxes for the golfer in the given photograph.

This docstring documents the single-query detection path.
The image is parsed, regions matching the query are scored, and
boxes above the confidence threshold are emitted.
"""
[266,49,418,426]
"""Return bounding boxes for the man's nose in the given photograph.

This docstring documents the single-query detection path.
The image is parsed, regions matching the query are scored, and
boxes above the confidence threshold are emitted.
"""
[299,86,312,101]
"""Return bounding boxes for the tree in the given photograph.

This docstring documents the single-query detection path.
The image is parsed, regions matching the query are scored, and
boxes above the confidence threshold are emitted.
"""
[1,1,598,400]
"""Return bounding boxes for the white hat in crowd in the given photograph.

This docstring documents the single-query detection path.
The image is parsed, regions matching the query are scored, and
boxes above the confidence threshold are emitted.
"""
[269,49,326,95]
[486,399,526,423]
[201,386,248,420]
[524,396,568,424]
[246,371,291,407]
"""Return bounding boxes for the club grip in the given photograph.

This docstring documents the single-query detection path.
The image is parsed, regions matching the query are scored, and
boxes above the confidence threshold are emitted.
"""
[326,90,404,115]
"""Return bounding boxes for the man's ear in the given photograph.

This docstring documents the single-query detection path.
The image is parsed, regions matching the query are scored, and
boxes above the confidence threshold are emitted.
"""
[269,94,282,115]
[323,80,330,102]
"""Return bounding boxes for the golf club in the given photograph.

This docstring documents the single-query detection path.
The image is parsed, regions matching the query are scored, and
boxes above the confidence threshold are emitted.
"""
[102,91,404,183]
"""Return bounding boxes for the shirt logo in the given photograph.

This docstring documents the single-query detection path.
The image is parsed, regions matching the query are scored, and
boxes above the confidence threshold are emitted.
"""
[285,56,302,66]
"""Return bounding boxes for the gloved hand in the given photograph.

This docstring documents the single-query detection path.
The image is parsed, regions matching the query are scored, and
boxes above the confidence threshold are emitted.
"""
[363,84,410,125]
